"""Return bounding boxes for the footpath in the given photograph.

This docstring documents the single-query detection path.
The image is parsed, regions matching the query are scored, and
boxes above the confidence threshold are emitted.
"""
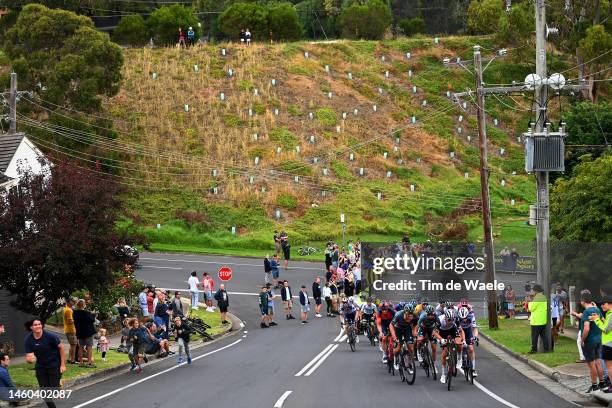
[481,320,611,406]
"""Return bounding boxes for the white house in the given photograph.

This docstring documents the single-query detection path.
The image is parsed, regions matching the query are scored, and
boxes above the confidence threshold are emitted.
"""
[0,132,46,190]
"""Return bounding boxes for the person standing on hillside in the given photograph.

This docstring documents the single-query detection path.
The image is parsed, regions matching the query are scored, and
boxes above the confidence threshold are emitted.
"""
[178,27,186,48]
[63,297,77,364]
[239,28,246,45]
[245,28,252,46]
[188,271,200,310]
[280,231,290,269]
[273,231,281,256]
[187,26,196,47]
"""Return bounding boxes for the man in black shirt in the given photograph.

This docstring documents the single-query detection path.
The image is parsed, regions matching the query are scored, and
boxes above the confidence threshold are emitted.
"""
[312,277,323,318]
[280,231,290,269]
[24,319,66,408]
[73,299,96,367]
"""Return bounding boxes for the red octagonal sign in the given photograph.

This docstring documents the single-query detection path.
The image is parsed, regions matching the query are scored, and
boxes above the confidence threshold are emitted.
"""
[218,266,233,281]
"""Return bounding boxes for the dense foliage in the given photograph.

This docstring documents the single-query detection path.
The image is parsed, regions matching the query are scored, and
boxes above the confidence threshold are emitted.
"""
[113,14,149,46]
[147,4,199,46]
[338,0,392,40]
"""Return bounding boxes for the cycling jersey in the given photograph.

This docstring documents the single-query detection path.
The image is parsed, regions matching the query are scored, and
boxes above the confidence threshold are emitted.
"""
[392,310,415,344]
[377,308,394,335]
[361,303,377,315]
[341,303,357,324]
[437,314,457,331]
[418,313,438,330]
[459,312,478,345]
[414,303,424,316]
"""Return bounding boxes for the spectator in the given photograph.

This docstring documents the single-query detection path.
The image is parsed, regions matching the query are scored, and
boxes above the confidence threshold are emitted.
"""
[146,288,155,318]
[273,231,281,256]
[312,277,323,318]
[122,318,136,369]
[98,328,109,362]
[169,291,184,318]
[324,242,333,273]
[527,285,547,354]
[187,26,195,47]
[128,318,147,373]
[500,247,510,269]
[245,28,252,46]
[510,247,519,272]
[330,279,339,315]
[116,297,130,322]
[590,295,612,393]
[557,285,569,333]
[202,272,216,312]
[551,286,561,328]
[24,319,66,408]
[0,352,19,406]
[259,286,270,329]
[264,254,272,284]
[299,285,310,324]
[577,290,605,392]
[138,286,149,321]
[270,254,280,288]
[331,245,339,269]
[266,283,278,326]
[323,282,333,317]
[0,323,4,335]
[214,284,230,325]
[178,27,186,48]
[281,280,294,320]
[505,285,516,319]
[153,292,171,335]
[353,261,362,294]
[280,231,290,269]
[73,299,97,367]
[143,322,171,358]
[172,317,192,364]
[63,297,77,364]
[239,28,246,45]
[188,271,200,310]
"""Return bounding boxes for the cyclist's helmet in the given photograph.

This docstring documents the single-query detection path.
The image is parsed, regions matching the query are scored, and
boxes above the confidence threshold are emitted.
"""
[348,297,354,304]
[381,301,390,309]
[409,299,418,308]
[424,305,435,315]
[367,296,375,303]
[444,308,456,321]
[404,303,415,314]
[458,306,470,319]
[421,297,429,306]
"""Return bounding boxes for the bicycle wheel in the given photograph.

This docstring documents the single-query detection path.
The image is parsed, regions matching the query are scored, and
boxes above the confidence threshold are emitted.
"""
[368,325,376,346]
[421,346,430,378]
[404,347,416,385]
[429,349,437,381]
[387,342,395,376]
[463,350,469,382]
[398,350,406,382]
[349,328,356,352]
[451,348,458,377]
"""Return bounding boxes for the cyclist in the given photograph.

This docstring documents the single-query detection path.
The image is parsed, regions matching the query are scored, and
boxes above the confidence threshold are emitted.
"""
[434,308,463,384]
[389,303,418,371]
[360,297,378,339]
[394,301,406,312]
[416,304,438,365]
[376,301,395,364]
[340,297,359,343]
[415,297,428,316]
[458,306,479,377]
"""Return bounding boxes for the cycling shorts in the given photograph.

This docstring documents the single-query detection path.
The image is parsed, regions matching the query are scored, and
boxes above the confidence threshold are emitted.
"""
[418,326,436,340]
[462,327,476,345]
[362,313,375,322]
[438,327,460,342]
[395,326,414,344]
[380,319,392,336]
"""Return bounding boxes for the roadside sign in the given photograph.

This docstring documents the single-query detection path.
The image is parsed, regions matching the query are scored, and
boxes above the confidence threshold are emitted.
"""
[218,266,233,281]
[340,213,345,223]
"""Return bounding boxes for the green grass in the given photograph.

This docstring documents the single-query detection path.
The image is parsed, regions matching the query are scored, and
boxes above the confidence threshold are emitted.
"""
[188,307,227,337]
[479,318,577,367]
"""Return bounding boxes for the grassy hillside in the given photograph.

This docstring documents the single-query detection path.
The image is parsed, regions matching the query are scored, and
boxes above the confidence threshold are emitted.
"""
[105,36,542,253]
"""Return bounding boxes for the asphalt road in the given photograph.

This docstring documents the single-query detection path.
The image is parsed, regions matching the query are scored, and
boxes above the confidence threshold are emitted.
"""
[57,252,580,408]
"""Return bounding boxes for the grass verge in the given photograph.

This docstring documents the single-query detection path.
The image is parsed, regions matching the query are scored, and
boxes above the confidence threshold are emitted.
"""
[479,318,577,367]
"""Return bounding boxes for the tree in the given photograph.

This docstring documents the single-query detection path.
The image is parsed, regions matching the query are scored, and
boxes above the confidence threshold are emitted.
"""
[467,0,502,35]
[268,3,303,41]
[497,1,533,45]
[296,0,338,39]
[4,4,123,113]
[578,25,612,101]
[0,160,128,322]
[113,14,150,46]
[398,17,425,36]
[550,154,612,242]
[218,2,269,40]
[147,4,199,46]
[338,0,391,39]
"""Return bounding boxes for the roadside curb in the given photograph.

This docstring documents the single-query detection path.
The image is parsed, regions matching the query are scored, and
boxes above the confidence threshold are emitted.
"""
[479,332,603,406]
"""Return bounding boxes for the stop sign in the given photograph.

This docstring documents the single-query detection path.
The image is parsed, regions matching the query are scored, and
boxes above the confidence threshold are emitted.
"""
[218,266,233,281]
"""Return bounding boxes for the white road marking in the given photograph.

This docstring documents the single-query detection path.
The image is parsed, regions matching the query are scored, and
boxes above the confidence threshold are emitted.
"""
[160,288,309,299]
[273,390,293,408]
[294,344,334,376]
[140,257,319,271]
[243,330,248,333]
[457,367,521,408]
[143,265,184,270]
[337,334,347,343]
[333,332,342,342]
[242,335,247,338]
[304,344,338,376]
[71,339,242,408]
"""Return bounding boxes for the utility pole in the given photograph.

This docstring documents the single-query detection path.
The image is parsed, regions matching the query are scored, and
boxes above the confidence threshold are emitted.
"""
[474,46,498,329]
[534,0,552,352]
[8,72,17,135]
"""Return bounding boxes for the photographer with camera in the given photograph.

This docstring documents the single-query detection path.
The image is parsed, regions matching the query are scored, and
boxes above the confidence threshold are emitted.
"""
[73,299,97,368]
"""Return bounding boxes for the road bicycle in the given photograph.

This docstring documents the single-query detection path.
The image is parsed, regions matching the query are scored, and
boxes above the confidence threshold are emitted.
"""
[443,336,458,391]
[386,336,396,376]
[347,323,357,352]
[363,319,377,346]
[418,337,437,381]
[397,339,416,385]
[461,337,479,385]
[298,246,320,256]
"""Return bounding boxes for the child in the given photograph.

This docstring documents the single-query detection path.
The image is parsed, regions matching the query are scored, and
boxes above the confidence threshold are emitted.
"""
[173,317,192,365]
[98,328,109,361]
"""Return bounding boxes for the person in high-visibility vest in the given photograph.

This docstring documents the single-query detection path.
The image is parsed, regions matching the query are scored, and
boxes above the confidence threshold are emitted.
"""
[527,284,548,353]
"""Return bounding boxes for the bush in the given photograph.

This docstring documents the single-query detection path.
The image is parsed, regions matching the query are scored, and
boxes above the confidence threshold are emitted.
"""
[269,128,299,149]
[147,5,199,46]
[268,3,303,41]
[315,108,337,126]
[218,2,269,40]
[467,0,502,35]
[338,0,391,40]
[398,17,425,37]
[276,193,298,210]
[113,14,149,46]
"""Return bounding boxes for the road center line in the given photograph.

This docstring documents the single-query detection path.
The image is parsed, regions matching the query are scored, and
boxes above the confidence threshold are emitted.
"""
[294,344,334,376]
[304,344,338,376]
[72,339,242,408]
[140,257,319,271]
[273,390,293,408]
[457,367,521,408]
[143,265,184,270]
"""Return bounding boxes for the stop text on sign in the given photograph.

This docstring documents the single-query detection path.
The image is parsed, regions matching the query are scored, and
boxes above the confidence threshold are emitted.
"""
[218,266,233,281]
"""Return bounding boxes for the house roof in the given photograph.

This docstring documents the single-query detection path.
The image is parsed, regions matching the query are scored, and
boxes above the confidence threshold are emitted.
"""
[0,133,24,174]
